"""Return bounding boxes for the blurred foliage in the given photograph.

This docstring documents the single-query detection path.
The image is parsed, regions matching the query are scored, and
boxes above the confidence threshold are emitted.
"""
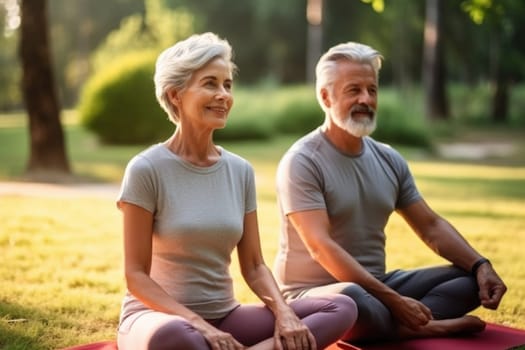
[91,0,195,73]
[79,58,434,147]
[78,51,173,144]
[0,2,20,111]
[1,0,524,124]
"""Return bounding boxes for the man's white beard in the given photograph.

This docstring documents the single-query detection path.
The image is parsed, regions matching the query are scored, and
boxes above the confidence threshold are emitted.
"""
[334,107,377,137]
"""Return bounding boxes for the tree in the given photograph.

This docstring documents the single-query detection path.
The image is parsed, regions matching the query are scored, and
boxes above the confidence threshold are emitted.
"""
[462,0,525,123]
[306,0,323,83]
[423,0,449,120]
[20,0,70,179]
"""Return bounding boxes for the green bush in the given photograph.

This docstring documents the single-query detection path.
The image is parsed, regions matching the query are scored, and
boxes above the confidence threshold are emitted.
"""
[373,97,432,148]
[215,87,274,141]
[78,52,173,145]
[273,85,324,135]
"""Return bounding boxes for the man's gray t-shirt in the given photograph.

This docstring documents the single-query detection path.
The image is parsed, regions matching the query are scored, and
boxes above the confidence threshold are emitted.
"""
[117,144,257,322]
[274,128,421,295]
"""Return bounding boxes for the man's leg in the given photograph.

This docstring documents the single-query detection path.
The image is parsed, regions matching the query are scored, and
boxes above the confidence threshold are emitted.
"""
[296,266,485,343]
[383,265,481,319]
[300,282,395,342]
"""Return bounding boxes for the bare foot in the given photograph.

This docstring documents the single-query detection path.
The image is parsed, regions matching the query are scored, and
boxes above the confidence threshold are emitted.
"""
[397,315,486,339]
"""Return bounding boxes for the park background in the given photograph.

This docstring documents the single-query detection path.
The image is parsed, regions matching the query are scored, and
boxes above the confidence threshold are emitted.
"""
[0,0,524,349]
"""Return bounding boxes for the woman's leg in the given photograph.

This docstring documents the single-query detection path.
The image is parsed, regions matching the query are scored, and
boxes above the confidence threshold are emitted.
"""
[117,311,209,350]
[217,294,357,349]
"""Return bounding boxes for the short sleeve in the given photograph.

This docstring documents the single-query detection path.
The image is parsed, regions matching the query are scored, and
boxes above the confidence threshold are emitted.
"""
[244,162,257,213]
[117,155,158,213]
[387,148,421,209]
[276,151,326,215]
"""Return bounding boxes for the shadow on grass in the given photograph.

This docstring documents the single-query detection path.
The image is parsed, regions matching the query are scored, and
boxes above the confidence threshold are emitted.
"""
[0,301,56,350]
[0,299,117,350]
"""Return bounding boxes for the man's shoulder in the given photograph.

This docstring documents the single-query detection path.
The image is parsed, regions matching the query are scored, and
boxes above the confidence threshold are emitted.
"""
[286,128,325,156]
[365,137,404,159]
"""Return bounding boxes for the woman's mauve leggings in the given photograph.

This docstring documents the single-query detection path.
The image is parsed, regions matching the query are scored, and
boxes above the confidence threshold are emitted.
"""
[117,294,357,349]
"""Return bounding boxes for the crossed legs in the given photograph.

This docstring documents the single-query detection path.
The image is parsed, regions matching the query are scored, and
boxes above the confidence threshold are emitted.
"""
[300,265,484,343]
[117,294,357,349]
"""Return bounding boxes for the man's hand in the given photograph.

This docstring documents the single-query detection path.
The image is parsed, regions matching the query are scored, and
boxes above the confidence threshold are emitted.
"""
[477,263,507,309]
[388,296,433,330]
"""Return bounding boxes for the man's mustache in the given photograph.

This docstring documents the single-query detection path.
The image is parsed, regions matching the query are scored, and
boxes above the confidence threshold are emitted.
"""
[351,104,375,114]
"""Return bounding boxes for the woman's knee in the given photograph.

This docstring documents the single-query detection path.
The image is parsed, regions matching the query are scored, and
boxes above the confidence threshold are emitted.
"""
[148,319,207,350]
[330,294,358,326]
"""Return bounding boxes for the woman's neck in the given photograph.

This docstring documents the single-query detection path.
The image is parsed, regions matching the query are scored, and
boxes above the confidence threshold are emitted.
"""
[165,129,221,167]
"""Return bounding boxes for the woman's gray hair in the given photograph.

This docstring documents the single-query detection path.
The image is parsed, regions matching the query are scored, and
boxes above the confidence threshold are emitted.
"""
[154,32,236,124]
[315,42,383,112]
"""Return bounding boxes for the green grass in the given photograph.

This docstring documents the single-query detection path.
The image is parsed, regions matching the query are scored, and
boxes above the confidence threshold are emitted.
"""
[1,112,524,349]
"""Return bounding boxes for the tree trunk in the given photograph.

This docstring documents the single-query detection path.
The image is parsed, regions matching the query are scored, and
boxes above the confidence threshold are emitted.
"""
[489,26,509,123]
[20,0,70,178]
[306,0,323,83]
[491,77,508,123]
[422,0,449,120]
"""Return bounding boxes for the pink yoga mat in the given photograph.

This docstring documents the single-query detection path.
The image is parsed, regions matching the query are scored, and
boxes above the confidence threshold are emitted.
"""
[327,323,525,350]
[60,324,525,350]
[59,341,117,350]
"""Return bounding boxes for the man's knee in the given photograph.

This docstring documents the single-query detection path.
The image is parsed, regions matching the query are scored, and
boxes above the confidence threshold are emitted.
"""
[417,274,481,321]
[339,283,394,341]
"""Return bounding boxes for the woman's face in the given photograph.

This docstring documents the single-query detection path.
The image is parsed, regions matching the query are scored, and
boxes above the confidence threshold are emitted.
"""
[170,57,234,130]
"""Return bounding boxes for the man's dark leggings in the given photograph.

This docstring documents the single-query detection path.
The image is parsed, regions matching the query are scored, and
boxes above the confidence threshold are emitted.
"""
[297,265,481,342]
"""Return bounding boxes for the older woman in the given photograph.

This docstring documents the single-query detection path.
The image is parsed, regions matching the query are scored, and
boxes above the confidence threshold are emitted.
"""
[116,32,357,350]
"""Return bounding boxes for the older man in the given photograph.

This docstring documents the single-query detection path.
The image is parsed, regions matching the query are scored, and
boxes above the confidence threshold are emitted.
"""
[273,41,506,343]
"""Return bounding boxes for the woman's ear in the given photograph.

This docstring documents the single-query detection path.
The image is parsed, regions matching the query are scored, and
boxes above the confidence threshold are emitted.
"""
[167,88,180,106]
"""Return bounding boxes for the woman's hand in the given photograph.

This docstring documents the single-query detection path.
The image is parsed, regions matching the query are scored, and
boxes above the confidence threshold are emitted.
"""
[193,319,245,350]
[273,308,316,350]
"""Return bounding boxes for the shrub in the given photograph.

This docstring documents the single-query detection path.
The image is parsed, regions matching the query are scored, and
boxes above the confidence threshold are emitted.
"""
[78,52,173,145]
[214,87,274,141]
[273,85,324,135]
[373,97,432,148]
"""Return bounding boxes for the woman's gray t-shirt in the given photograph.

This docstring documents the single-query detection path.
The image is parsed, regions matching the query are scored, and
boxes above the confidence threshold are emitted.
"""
[117,144,257,322]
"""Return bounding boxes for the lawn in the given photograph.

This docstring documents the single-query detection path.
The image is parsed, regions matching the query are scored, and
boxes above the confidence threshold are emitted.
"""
[1,113,524,349]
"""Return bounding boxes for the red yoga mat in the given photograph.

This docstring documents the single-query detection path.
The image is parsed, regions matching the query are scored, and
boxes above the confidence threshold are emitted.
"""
[59,341,117,350]
[327,323,525,350]
[59,324,525,350]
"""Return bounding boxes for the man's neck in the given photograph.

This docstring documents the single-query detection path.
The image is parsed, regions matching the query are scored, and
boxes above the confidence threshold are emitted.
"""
[320,121,363,156]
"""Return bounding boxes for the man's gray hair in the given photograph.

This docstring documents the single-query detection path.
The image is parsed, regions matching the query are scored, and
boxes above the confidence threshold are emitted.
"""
[315,42,383,111]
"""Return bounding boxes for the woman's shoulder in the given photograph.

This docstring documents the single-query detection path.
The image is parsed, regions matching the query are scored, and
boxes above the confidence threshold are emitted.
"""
[125,144,166,171]
[220,148,251,165]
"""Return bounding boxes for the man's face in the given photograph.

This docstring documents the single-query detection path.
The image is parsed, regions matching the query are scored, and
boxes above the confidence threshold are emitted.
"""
[324,60,378,137]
